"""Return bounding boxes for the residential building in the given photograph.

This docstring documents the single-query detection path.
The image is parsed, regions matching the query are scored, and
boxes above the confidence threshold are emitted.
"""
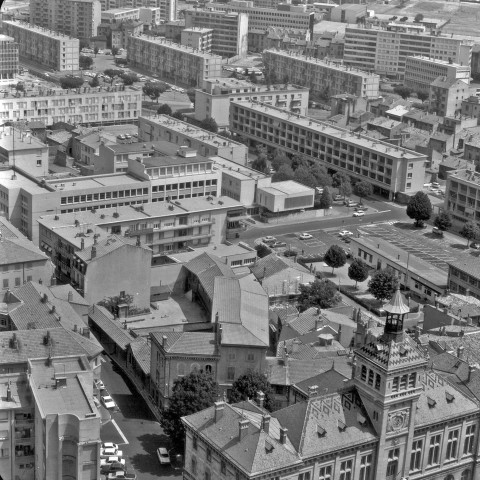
[100,0,176,22]
[405,56,471,93]
[29,0,101,41]
[0,85,141,126]
[139,7,162,28]
[0,218,54,292]
[100,6,140,22]
[183,9,248,58]
[448,257,480,301]
[344,24,474,79]
[0,127,49,177]
[0,34,18,81]
[256,180,315,213]
[181,27,213,52]
[127,34,223,86]
[444,167,480,227]
[330,4,366,23]
[429,78,470,118]
[194,78,310,127]
[98,18,144,49]
[2,21,79,72]
[138,114,248,164]
[462,96,480,122]
[263,50,380,99]
[182,289,480,480]
[229,100,427,199]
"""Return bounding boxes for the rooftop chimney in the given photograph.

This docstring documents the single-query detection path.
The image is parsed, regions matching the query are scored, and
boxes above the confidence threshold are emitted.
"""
[239,419,249,441]
[68,291,73,302]
[6,384,12,402]
[214,401,224,422]
[308,385,319,397]
[257,390,265,409]
[91,246,97,259]
[262,414,271,434]
[81,238,85,250]
[162,335,167,349]
[468,365,476,382]
[279,427,288,445]
[457,346,464,360]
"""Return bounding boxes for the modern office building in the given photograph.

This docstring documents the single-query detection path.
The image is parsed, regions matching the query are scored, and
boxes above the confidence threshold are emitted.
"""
[429,77,470,118]
[344,24,474,79]
[183,9,248,58]
[181,28,214,53]
[405,56,471,93]
[229,100,427,199]
[448,257,480,301]
[205,1,315,35]
[263,50,380,99]
[0,34,18,81]
[29,0,102,41]
[127,34,224,86]
[2,21,79,72]
[0,85,141,126]
[194,78,310,127]
[138,114,248,164]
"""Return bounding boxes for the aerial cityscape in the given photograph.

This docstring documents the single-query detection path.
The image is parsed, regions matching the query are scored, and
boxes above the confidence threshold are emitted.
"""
[0,0,480,478]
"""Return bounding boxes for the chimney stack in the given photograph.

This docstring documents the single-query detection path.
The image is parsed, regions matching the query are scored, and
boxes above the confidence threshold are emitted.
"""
[91,246,97,259]
[68,291,73,302]
[308,385,319,397]
[468,365,475,382]
[162,335,167,349]
[214,401,224,422]
[6,384,12,402]
[279,427,288,444]
[262,414,271,434]
[257,390,265,409]
[239,419,249,441]
[457,346,464,360]
[81,238,85,250]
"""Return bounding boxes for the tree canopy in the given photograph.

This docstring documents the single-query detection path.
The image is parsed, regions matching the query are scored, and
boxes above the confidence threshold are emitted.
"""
[324,245,347,274]
[142,81,167,102]
[298,279,341,311]
[200,117,218,133]
[338,178,352,200]
[461,221,478,246]
[104,69,124,85]
[79,55,93,69]
[294,165,317,188]
[353,181,372,201]
[160,370,218,451]
[417,91,429,102]
[230,370,274,411]
[272,164,295,182]
[111,46,119,56]
[406,191,432,227]
[368,269,399,302]
[310,164,332,187]
[120,73,139,85]
[394,85,413,99]
[251,156,268,173]
[348,258,370,288]
[89,75,100,88]
[157,103,173,115]
[433,212,452,231]
[319,186,333,210]
[59,76,84,89]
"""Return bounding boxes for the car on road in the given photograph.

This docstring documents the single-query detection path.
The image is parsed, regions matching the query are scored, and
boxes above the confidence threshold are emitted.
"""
[157,447,171,465]
[344,200,358,207]
[270,241,287,248]
[333,194,343,201]
[339,230,353,237]
[353,210,365,217]
[101,448,123,459]
[101,394,116,410]
[470,242,480,249]
[262,236,277,245]
[299,233,313,240]
[432,227,444,237]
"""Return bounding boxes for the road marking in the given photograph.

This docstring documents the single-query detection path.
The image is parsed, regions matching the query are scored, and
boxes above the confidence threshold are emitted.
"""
[111,419,130,445]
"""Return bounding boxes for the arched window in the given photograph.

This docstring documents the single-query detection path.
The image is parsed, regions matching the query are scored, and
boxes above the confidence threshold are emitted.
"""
[177,363,185,376]
[461,470,471,480]
[191,363,200,372]
[445,475,454,480]
[205,364,213,375]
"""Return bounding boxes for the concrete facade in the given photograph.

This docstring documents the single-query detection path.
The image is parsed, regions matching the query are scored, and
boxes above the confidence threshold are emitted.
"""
[0,35,18,81]
[256,180,315,213]
[429,78,470,118]
[181,28,214,52]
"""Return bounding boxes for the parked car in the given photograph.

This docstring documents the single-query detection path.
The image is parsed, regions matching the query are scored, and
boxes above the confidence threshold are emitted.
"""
[333,194,343,201]
[157,447,171,465]
[432,227,444,237]
[271,241,287,248]
[100,458,126,470]
[101,448,123,459]
[338,230,353,237]
[102,442,119,451]
[101,394,116,410]
[354,205,367,212]
[344,200,357,207]
[108,472,136,480]
[262,236,277,245]
[299,233,313,240]
[100,461,126,475]
[470,242,480,249]
[353,210,365,217]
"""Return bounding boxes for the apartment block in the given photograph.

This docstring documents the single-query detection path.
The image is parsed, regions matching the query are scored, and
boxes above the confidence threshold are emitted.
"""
[205,1,315,35]
[181,28,213,53]
[0,85,141,126]
[100,6,140,22]
[462,96,480,121]
[405,56,471,93]
[448,257,480,301]
[127,34,223,86]
[0,35,18,80]
[230,100,427,199]
[2,21,79,72]
[184,9,248,58]
[263,50,380,99]
[194,78,310,127]
[138,114,248,164]
[100,0,176,22]
[344,24,474,79]
[429,77,470,118]
[29,0,101,41]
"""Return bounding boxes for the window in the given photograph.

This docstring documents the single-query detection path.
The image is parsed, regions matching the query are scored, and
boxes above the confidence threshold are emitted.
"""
[375,374,381,390]
[428,434,441,465]
[15,277,20,287]
[392,377,399,392]
[205,364,212,375]
[2,279,8,289]
[464,425,476,455]
[339,459,353,480]
[192,436,197,450]
[177,363,185,376]
[228,353,236,361]
[37,159,42,166]
[446,430,459,460]
[318,465,332,480]
[461,469,471,480]
[408,373,416,389]
[359,454,372,480]
[361,365,367,381]
[246,353,255,362]
[368,369,374,386]
[387,449,399,477]
[298,473,310,480]
[206,448,211,462]
[410,439,423,472]
[221,461,226,474]
[191,457,197,475]
[227,367,235,381]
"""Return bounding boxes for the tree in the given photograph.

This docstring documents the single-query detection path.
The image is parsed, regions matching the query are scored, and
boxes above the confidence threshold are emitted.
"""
[332,171,349,188]
[230,370,274,411]
[272,164,294,182]
[291,154,309,171]
[111,46,119,56]
[89,75,100,87]
[294,165,317,188]
[368,269,399,302]
[79,40,90,51]
[104,69,124,85]
[171,111,184,120]
[200,117,218,133]
[433,212,452,231]
[157,103,173,115]
[298,279,341,310]
[15,82,24,92]
[59,76,84,89]
[319,186,333,210]
[255,243,272,258]
[93,46,99,57]
[120,73,139,85]
[353,181,372,202]
[252,156,267,172]
[79,55,93,70]
[393,85,413,99]
[348,259,370,288]
[249,71,258,84]
[338,178,352,200]
[461,221,478,247]
[142,81,167,102]
[186,88,196,104]
[271,149,291,171]
[414,13,424,22]
[406,191,432,227]
[324,244,347,274]
[160,371,218,451]
[417,91,429,102]
[310,164,332,187]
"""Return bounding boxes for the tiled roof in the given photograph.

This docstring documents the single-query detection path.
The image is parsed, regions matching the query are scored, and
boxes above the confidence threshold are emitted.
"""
[49,284,89,306]
[449,257,480,279]
[129,338,151,375]
[47,130,72,144]
[436,293,480,318]
[277,330,347,360]
[151,331,218,356]
[182,402,302,475]
[293,368,349,397]
[88,305,135,350]
[0,236,48,266]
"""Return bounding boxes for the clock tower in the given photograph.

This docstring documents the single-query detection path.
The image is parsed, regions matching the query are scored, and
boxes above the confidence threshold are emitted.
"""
[353,287,428,479]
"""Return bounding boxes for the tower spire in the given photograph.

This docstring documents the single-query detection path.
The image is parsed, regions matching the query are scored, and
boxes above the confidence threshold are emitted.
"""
[383,286,409,343]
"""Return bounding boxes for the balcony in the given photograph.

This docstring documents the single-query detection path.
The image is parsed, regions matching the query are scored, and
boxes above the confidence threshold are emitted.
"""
[152,231,213,246]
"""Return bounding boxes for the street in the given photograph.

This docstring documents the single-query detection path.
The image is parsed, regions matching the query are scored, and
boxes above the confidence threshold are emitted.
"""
[100,357,181,480]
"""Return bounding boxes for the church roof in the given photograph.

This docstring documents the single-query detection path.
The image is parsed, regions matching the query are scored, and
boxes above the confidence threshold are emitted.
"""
[383,288,410,315]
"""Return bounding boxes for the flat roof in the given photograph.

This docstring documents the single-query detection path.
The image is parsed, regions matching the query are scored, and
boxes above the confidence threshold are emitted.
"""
[232,100,425,161]
[46,173,142,190]
[0,169,46,193]
[0,128,47,151]
[3,20,79,41]
[183,27,214,33]
[166,243,255,263]
[448,168,480,185]
[215,156,267,181]
[406,55,470,69]
[259,180,313,195]
[102,7,140,13]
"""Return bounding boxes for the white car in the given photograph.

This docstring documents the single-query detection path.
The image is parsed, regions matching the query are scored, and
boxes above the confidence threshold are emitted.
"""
[101,457,126,467]
[101,394,116,410]
[339,230,353,237]
[102,442,119,451]
[262,236,276,244]
[353,211,365,217]
[101,448,123,459]
[299,233,313,240]
[96,380,106,390]
[157,447,171,465]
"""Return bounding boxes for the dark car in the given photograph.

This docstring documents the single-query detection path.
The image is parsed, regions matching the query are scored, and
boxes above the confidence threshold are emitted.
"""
[470,242,480,250]
[101,462,125,475]
[283,249,298,257]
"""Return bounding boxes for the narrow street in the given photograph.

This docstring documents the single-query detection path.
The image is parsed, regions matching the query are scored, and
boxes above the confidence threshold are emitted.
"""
[100,356,182,480]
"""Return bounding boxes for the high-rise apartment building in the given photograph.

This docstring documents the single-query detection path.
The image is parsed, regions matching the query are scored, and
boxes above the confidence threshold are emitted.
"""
[184,9,248,58]
[2,21,79,72]
[29,0,101,41]
[429,77,470,118]
[99,0,176,22]
[127,34,223,86]
[0,34,18,80]
[344,24,474,79]
[181,28,214,53]
[263,49,380,99]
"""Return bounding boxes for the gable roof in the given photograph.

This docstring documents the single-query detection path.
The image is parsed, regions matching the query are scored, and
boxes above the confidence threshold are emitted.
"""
[151,331,218,356]
[0,236,49,266]
[88,305,135,350]
[293,368,349,397]
[129,337,151,375]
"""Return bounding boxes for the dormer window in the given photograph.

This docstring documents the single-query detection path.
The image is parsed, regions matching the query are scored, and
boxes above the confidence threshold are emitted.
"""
[337,420,346,432]
[446,392,455,403]
[317,425,326,437]
[427,397,437,409]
